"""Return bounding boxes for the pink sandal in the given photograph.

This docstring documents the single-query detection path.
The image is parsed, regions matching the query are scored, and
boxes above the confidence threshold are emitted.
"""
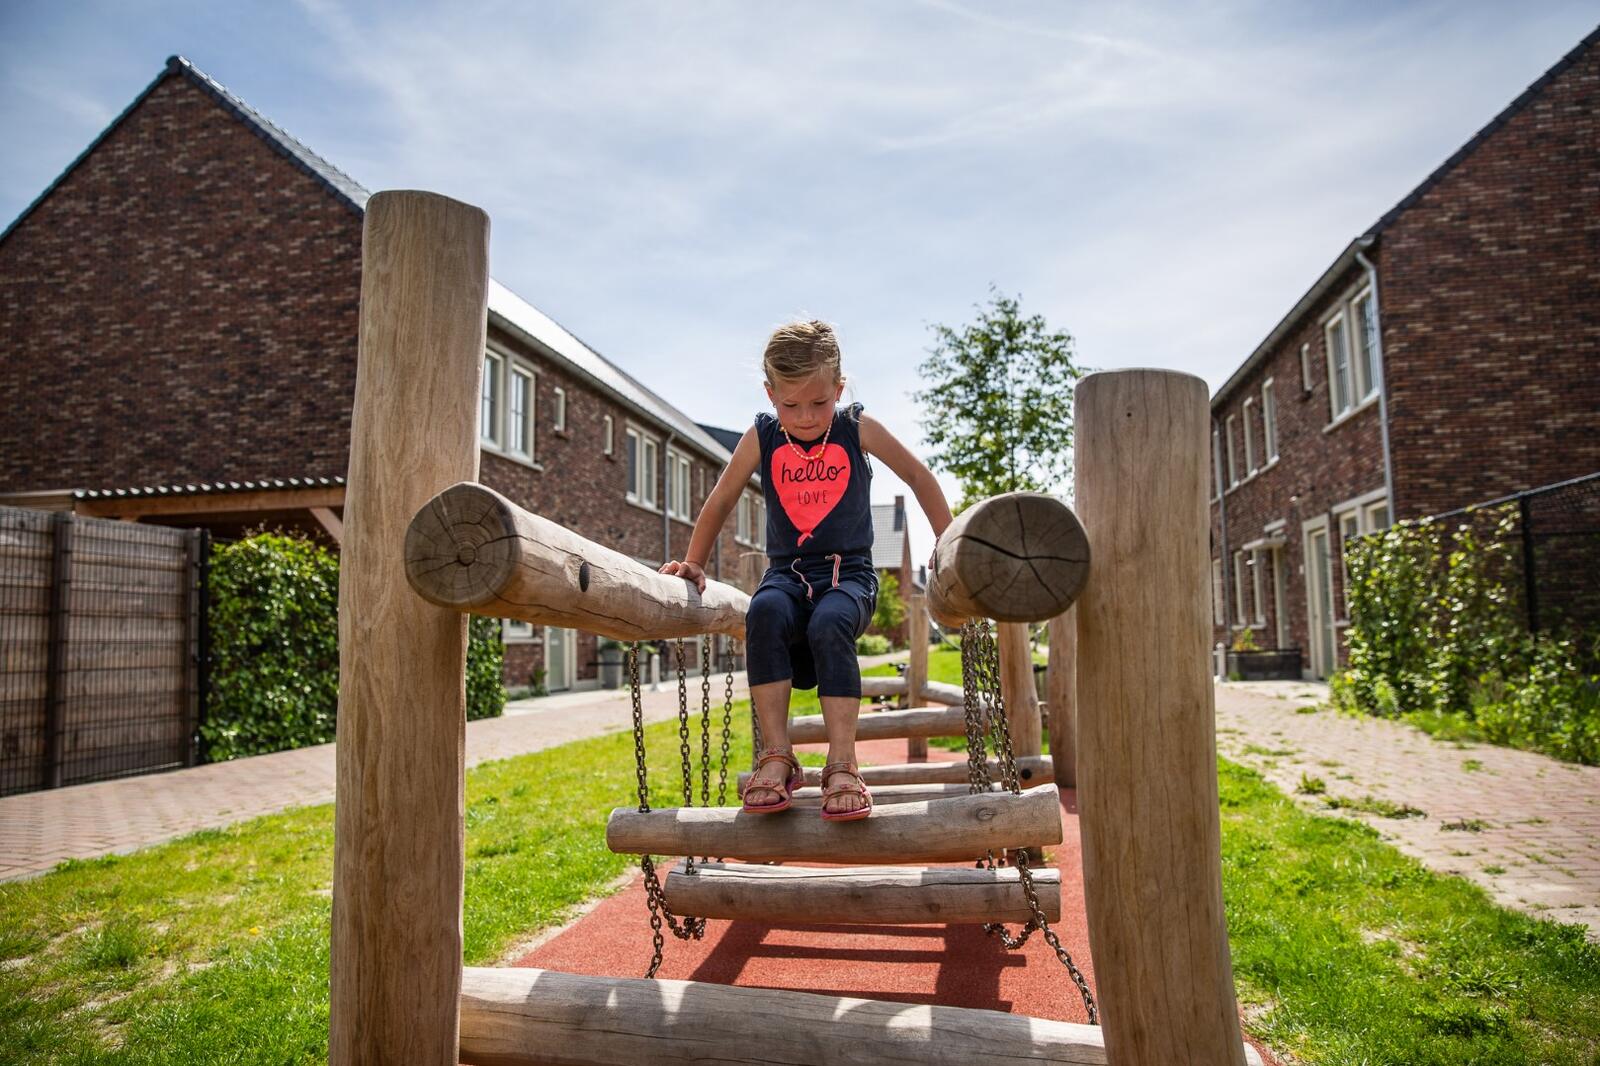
[741,748,805,814]
[820,760,873,822]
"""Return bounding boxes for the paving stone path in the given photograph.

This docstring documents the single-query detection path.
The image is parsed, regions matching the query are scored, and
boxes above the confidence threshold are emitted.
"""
[1214,680,1600,939]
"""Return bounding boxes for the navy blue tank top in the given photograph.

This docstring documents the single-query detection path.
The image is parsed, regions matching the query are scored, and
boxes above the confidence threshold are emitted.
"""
[755,403,874,564]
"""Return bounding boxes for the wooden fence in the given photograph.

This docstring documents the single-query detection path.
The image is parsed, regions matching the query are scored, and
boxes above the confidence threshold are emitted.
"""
[0,506,206,795]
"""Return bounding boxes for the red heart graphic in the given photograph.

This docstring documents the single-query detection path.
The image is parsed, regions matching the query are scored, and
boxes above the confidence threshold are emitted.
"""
[771,443,852,546]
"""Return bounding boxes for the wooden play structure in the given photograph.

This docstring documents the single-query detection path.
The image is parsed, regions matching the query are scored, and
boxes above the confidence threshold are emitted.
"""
[328,191,1260,1065]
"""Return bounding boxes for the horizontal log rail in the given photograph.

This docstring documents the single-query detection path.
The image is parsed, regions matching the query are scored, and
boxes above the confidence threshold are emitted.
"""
[739,755,1053,790]
[787,705,968,744]
[663,862,1061,925]
[606,784,1062,865]
[788,782,1000,807]
[404,482,749,641]
[926,491,1090,627]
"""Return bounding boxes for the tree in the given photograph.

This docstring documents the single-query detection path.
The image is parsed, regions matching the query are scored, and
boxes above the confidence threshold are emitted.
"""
[912,287,1085,510]
[873,571,907,637]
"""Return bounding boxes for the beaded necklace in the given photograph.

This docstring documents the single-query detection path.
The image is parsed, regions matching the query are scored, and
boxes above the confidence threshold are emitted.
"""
[780,412,832,459]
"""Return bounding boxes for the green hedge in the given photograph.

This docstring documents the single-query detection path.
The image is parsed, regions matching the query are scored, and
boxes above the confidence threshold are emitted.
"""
[1339,508,1600,765]
[204,532,505,761]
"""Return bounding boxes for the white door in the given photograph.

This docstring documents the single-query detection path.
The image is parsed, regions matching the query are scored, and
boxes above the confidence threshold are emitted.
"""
[545,627,574,692]
[1303,524,1336,678]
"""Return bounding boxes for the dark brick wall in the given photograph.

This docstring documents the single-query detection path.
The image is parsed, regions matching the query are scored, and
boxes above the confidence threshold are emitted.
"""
[0,73,362,490]
[1209,34,1600,676]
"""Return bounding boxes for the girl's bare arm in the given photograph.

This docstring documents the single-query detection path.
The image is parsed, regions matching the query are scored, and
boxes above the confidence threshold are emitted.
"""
[859,414,954,542]
[660,427,762,592]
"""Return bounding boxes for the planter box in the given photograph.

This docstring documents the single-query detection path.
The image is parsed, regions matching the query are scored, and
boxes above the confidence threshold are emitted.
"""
[1227,649,1302,681]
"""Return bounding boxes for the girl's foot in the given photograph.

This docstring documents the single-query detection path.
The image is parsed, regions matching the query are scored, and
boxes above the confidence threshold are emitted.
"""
[820,760,872,821]
[742,748,803,813]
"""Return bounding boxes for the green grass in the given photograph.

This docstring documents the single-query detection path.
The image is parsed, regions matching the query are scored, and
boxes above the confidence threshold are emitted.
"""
[1220,759,1600,1063]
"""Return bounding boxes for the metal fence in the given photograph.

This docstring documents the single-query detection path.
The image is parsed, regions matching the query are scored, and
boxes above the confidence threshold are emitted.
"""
[0,507,209,796]
[1429,471,1600,638]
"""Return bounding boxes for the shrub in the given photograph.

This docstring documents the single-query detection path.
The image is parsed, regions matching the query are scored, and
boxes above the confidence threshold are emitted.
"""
[206,532,505,760]
[872,571,907,637]
[856,634,892,656]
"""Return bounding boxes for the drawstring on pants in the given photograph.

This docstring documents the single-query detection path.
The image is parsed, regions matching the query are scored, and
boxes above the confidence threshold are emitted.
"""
[790,554,845,602]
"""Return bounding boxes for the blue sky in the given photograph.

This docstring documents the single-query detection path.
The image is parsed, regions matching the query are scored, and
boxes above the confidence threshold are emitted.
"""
[3,2,1595,560]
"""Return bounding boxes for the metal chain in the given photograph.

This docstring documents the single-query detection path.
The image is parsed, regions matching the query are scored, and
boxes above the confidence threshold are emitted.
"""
[629,642,705,979]
[699,635,713,808]
[960,621,1098,1024]
[719,646,735,807]
[674,639,697,878]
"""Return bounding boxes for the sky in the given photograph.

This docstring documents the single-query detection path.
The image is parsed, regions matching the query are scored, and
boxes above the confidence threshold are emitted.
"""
[3,1,1595,564]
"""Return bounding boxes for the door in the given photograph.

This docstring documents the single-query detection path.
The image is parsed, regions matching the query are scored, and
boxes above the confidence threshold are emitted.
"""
[1303,524,1336,679]
[544,627,574,692]
[1273,547,1291,650]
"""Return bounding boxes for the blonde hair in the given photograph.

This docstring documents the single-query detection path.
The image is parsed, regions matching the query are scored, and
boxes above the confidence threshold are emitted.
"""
[762,319,844,387]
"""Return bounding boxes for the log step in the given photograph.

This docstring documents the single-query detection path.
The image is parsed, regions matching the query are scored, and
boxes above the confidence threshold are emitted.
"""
[739,755,1054,791]
[859,675,907,698]
[788,705,967,744]
[921,679,965,705]
[664,861,1060,924]
[460,967,1192,1066]
[788,782,998,807]
[606,784,1063,865]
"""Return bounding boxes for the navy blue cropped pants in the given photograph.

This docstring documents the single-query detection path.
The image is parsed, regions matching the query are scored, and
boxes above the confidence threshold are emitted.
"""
[745,553,878,698]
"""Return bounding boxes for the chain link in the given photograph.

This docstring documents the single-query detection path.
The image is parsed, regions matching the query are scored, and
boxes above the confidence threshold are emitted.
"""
[699,636,713,809]
[719,645,735,807]
[960,622,1098,1024]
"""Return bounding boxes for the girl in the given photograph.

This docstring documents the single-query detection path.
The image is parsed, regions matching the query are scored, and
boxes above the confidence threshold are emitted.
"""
[660,320,953,821]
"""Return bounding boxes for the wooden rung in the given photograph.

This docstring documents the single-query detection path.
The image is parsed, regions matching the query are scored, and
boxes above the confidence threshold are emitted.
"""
[664,862,1061,924]
[859,675,907,698]
[739,755,1054,791]
[788,705,966,744]
[788,782,997,807]
[606,785,1062,865]
[922,679,965,705]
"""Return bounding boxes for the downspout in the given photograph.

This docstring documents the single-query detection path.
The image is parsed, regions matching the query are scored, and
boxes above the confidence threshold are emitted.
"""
[1354,247,1396,519]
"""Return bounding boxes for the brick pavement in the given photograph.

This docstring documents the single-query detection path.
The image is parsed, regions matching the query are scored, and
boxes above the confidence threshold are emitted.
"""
[1214,680,1600,939]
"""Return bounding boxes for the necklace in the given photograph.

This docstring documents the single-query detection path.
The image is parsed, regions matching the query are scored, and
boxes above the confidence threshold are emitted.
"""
[781,414,832,460]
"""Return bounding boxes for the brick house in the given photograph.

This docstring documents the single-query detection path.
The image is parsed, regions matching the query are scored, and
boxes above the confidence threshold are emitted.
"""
[1209,26,1600,679]
[0,55,766,691]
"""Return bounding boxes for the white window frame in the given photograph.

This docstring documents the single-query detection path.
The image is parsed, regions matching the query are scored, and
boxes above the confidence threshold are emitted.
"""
[508,365,535,460]
[736,492,750,544]
[624,424,661,510]
[1212,558,1225,626]
[1225,415,1239,488]
[1324,284,1381,427]
[1242,397,1258,476]
[1326,313,1354,420]
[481,350,504,447]
[552,387,567,433]
[1211,427,1222,500]
[1300,342,1313,392]
[1251,548,1266,625]
[1232,549,1247,624]
[603,415,614,456]
[503,617,534,642]
[1262,378,1278,463]
[666,449,692,521]
[1365,500,1390,532]
[1351,287,1378,403]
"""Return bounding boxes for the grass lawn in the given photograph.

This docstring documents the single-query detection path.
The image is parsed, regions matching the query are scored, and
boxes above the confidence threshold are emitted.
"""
[4,681,1598,1063]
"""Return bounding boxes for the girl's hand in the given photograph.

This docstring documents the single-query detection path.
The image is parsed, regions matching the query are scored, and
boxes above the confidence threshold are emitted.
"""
[659,559,707,593]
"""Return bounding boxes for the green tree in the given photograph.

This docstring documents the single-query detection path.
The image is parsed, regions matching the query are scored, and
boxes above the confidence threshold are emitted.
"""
[912,287,1085,509]
[872,571,907,637]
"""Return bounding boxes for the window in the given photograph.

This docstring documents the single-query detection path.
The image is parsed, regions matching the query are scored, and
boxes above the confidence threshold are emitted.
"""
[503,618,533,641]
[1212,558,1225,626]
[1242,397,1258,475]
[1365,501,1390,532]
[754,496,765,549]
[508,366,534,458]
[625,425,660,508]
[552,387,567,433]
[667,450,692,520]
[737,490,765,547]
[481,351,503,446]
[1251,549,1266,625]
[1232,550,1247,623]
[1352,289,1378,402]
[1300,343,1313,392]
[736,493,750,543]
[603,415,614,456]
[1225,415,1239,487]
[1326,314,1353,419]
[1262,378,1279,463]
[1338,511,1362,617]
[1212,427,1222,499]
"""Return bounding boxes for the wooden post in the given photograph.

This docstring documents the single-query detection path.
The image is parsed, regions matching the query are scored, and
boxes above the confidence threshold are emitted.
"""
[996,622,1041,758]
[330,191,490,1066]
[1046,610,1077,789]
[906,593,929,762]
[1076,369,1246,1065]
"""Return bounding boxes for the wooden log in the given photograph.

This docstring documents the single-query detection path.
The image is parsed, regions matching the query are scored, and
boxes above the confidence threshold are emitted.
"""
[606,784,1063,864]
[906,595,929,762]
[330,190,489,1066]
[788,781,1000,806]
[997,622,1041,758]
[739,756,1053,790]
[461,967,1197,1066]
[1047,609,1078,789]
[926,492,1090,627]
[1076,369,1248,1065]
[921,679,963,705]
[787,705,966,744]
[404,482,749,641]
[858,675,906,698]
[663,862,1060,924]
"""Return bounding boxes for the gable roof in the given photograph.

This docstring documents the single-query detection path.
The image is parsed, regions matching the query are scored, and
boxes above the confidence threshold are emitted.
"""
[1213,23,1600,409]
[2,55,735,466]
